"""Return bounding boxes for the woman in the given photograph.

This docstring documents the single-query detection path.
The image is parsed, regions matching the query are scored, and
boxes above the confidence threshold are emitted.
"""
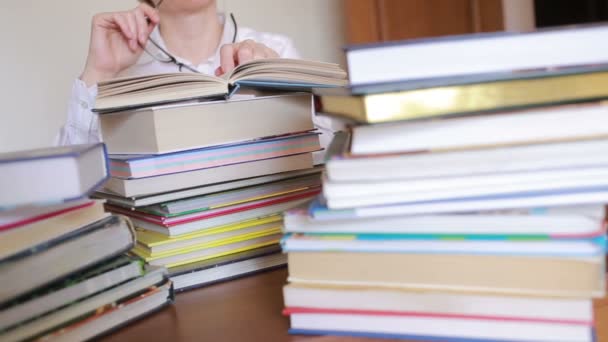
[57,0,300,145]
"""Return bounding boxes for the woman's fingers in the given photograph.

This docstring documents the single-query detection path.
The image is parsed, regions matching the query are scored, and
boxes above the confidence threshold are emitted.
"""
[217,40,280,75]
[265,46,279,58]
[138,3,160,25]
[219,44,236,75]
[133,7,149,45]
[111,13,135,50]
[236,40,256,65]
[125,12,139,51]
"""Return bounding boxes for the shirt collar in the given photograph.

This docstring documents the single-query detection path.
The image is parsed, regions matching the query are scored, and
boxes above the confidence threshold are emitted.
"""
[145,13,236,69]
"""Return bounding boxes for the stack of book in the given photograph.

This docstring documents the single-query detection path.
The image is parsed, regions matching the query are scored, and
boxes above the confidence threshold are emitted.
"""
[282,24,608,341]
[0,144,173,341]
[94,59,348,291]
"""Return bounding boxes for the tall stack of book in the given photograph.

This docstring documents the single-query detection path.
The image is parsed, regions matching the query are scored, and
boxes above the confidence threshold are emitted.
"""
[282,24,608,341]
[94,59,348,291]
[0,144,173,341]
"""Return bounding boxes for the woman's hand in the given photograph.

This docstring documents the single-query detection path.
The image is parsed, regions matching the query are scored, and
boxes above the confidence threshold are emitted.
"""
[216,39,279,76]
[81,4,160,86]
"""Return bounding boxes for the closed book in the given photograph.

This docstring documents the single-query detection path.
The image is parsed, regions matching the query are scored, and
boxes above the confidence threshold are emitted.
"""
[0,143,108,208]
[136,215,283,254]
[323,166,608,209]
[109,133,321,179]
[99,94,316,154]
[137,223,282,259]
[349,102,608,155]
[36,280,173,342]
[107,188,318,236]
[0,267,168,342]
[283,206,606,237]
[94,166,323,207]
[0,255,144,331]
[143,173,320,215]
[282,234,606,257]
[310,187,608,220]
[132,186,321,217]
[287,314,593,342]
[283,285,593,324]
[0,200,107,261]
[317,69,608,123]
[345,23,608,93]
[0,215,135,305]
[326,134,608,182]
[287,252,605,298]
[103,153,314,197]
[169,245,284,292]
[133,233,282,268]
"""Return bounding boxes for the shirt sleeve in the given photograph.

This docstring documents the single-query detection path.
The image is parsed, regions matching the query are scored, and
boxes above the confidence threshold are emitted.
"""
[55,79,102,146]
[277,36,300,59]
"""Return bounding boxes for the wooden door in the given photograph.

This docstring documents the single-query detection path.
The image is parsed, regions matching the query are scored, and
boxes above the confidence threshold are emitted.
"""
[344,0,504,44]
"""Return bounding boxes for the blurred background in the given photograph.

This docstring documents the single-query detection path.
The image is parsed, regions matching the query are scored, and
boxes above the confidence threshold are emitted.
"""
[0,0,606,153]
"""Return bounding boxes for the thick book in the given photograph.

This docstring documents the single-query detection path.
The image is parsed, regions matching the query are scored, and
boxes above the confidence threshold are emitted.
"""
[36,280,173,342]
[345,23,608,93]
[107,189,318,236]
[0,215,135,305]
[323,166,608,209]
[110,133,321,179]
[103,153,314,197]
[287,314,594,342]
[0,200,107,261]
[349,102,608,155]
[94,58,347,112]
[316,68,608,123]
[98,93,317,155]
[283,284,593,325]
[0,255,143,331]
[0,267,168,342]
[287,252,605,298]
[283,206,606,237]
[169,245,285,292]
[326,133,608,182]
[94,166,323,207]
[0,143,108,208]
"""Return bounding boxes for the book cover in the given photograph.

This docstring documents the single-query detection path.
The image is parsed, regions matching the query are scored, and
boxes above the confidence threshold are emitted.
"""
[109,132,321,179]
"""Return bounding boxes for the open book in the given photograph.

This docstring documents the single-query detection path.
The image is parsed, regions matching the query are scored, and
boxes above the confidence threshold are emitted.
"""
[94,58,348,112]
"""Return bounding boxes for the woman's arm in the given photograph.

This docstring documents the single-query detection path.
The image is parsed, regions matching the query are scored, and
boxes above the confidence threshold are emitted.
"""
[55,80,100,145]
[57,4,159,146]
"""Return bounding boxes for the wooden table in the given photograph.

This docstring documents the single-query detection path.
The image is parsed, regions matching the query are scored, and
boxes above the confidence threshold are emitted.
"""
[102,268,608,342]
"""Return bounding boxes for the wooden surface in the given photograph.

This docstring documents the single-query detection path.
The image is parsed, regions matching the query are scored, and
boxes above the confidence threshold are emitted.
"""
[102,267,608,342]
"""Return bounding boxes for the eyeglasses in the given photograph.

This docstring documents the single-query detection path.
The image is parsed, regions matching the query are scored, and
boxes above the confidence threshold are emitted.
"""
[143,11,239,73]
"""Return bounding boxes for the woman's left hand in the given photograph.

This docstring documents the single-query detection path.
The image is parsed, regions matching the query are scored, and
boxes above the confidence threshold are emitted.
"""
[215,39,279,76]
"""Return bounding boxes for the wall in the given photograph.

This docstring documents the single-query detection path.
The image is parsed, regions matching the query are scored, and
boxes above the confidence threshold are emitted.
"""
[502,0,536,32]
[0,0,346,153]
